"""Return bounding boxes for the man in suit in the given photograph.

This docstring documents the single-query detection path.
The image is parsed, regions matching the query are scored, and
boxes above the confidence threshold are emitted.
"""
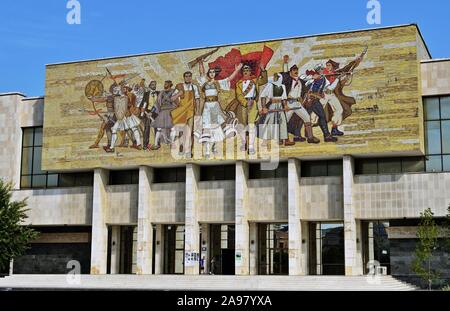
[139,80,159,150]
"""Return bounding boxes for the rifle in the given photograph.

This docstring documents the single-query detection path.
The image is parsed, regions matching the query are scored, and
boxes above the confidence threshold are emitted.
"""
[188,47,220,69]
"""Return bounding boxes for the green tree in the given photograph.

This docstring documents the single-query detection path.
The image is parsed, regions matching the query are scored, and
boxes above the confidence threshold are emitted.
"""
[0,179,38,273]
[412,208,439,290]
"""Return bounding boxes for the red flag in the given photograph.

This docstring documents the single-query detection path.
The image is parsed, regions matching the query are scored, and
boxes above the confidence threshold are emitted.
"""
[208,46,274,88]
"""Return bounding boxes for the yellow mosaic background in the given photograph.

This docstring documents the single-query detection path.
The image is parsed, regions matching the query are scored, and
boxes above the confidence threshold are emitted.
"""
[43,25,426,170]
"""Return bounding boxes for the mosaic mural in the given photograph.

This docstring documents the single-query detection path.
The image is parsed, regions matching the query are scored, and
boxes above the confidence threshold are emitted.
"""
[42,25,426,170]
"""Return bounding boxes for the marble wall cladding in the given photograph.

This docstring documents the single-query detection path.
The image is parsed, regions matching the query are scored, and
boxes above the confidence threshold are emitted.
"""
[300,176,344,220]
[247,178,288,221]
[19,97,44,128]
[151,182,185,223]
[353,172,450,219]
[197,180,235,223]
[106,184,138,224]
[0,94,24,188]
[12,187,93,225]
[421,60,450,96]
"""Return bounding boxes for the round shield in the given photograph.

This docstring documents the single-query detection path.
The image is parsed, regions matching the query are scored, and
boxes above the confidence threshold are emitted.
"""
[85,80,104,98]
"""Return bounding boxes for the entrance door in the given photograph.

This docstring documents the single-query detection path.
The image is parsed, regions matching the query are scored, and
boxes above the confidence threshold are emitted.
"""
[362,221,390,275]
[209,224,235,275]
[309,222,344,275]
[258,224,289,275]
[163,225,185,274]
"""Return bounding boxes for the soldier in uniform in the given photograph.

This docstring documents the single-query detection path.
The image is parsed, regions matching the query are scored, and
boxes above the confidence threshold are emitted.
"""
[226,64,267,154]
[281,65,320,144]
[304,65,337,142]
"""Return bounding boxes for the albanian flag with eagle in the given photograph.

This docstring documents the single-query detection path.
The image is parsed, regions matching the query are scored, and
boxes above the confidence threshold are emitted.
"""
[208,46,274,88]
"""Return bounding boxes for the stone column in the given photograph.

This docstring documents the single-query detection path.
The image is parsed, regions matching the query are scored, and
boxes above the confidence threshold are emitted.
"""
[136,166,154,274]
[235,161,250,275]
[288,158,305,275]
[154,224,164,274]
[200,223,209,274]
[90,168,109,274]
[110,226,121,274]
[9,259,13,276]
[300,221,309,274]
[249,222,258,275]
[343,155,363,275]
[184,164,200,275]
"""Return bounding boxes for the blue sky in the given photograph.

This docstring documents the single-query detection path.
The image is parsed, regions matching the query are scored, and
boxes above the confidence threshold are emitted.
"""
[1,0,449,96]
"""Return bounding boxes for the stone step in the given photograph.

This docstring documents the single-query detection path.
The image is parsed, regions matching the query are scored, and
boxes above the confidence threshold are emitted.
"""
[0,275,417,291]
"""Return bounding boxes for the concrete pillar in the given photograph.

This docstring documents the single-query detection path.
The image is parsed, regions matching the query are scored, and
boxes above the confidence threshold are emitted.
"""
[343,155,363,275]
[200,223,209,274]
[9,259,13,276]
[249,222,258,275]
[368,222,375,265]
[288,158,305,275]
[136,166,154,274]
[235,161,250,275]
[154,224,164,274]
[90,168,109,274]
[184,164,200,275]
[110,226,121,274]
[300,221,309,275]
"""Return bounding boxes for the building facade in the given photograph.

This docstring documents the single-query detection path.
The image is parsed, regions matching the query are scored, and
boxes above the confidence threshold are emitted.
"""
[0,24,449,285]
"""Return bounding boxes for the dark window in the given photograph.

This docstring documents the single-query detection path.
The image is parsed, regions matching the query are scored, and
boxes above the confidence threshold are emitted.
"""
[424,96,450,172]
[355,157,425,175]
[109,170,139,185]
[58,172,93,187]
[20,127,59,189]
[153,167,186,183]
[249,162,288,179]
[200,165,235,181]
[301,160,342,177]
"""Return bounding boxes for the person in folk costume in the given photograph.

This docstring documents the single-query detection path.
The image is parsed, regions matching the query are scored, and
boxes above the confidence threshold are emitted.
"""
[280,65,320,144]
[104,83,143,152]
[257,73,295,146]
[227,64,267,154]
[138,80,159,150]
[171,71,201,158]
[88,82,117,149]
[197,60,243,158]
[316,56,364,135]
[303,64,337,142]
[150,80,181,150]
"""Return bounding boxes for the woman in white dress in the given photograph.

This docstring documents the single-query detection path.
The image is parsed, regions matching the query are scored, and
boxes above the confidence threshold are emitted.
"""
[197,60,242,157]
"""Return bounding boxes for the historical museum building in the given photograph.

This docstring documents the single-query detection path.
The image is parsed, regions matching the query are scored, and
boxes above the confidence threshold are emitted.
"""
[0,24,449,283]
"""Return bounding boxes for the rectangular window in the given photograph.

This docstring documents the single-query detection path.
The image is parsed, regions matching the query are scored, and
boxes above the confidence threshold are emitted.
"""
[153,167,186,183]
[20,127,56,189]
[58,172,94,187]
[109,170,139,185]
[249,162,288,179]
[301,160,342,177]
[200,165,235,181]
[355,157,425,175]
[423,96,450,172]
